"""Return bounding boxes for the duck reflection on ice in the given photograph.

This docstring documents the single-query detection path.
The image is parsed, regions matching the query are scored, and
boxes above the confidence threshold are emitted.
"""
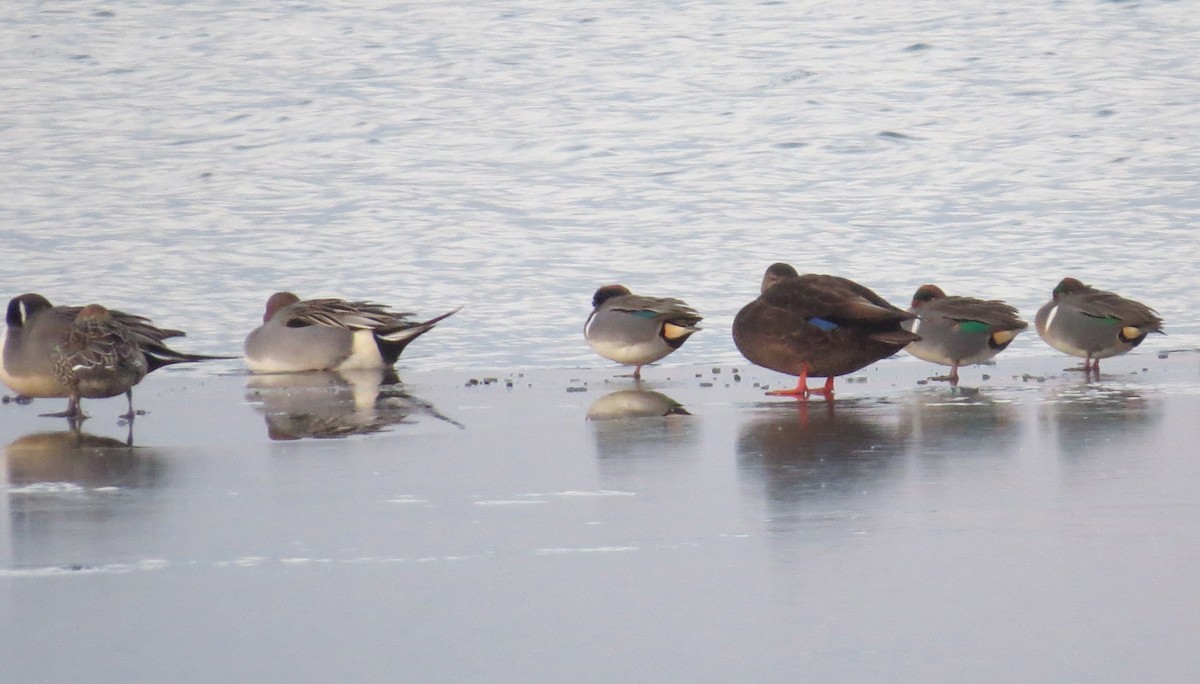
[736,401,907,508]
[1040,384,1159,461]
[5,428,165,491]
[4,428,167,569]
[245,368,461,441]
[586,389,691,421]
[587,389,694,460]
[899,387,1021,459]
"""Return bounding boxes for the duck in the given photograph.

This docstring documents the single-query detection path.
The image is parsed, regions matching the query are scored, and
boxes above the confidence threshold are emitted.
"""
[243,292,460,373]
[1,294,227,419]
[1035,277,1163,373]
[903,284,1028,385]
[584,284,702,380]
[732,263,918,399]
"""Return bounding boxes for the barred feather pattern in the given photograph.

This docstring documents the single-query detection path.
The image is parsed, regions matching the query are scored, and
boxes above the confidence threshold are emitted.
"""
[52,311,148,396]
[608,295,700,322]
[285,299,419,332]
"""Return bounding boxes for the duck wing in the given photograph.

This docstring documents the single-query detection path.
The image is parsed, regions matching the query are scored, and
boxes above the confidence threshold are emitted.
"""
[1074,290,1163,330]
[762,274,912,324]
[608,295,702,325]
[925,296,1028,331]
[285,299,417,331]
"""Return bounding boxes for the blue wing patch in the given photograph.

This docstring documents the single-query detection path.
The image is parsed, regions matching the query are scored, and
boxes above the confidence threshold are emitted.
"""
[807,316,840,332]
[629,310,659,319]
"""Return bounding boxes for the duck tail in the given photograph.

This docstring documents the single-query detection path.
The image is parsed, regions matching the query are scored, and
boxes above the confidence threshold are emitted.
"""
[377,306,462,363]
[869,329,921,346]
[378,306,461,343]
[144,345,237,373]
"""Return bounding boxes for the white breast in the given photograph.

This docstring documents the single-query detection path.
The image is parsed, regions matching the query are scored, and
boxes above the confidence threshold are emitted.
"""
[334,330,386,370]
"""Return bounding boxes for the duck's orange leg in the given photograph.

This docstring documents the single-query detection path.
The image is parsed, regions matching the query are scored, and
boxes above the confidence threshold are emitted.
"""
[808,375,835,399]
[766,363,812,397]
[765,365,835,400]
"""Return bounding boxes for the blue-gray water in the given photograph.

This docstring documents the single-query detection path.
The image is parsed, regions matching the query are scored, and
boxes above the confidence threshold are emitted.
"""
[5,2,1200,682]
[2,1,1197,370]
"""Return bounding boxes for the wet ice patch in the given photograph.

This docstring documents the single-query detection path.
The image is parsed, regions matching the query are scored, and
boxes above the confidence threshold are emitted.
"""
[214,556,268,568]
[386,496,429,504]
[1,558,169,578]
[549,490,636,497]
[660,541,701,550]
[474,499,546,506]
[2,552,506,579]
[8,482,86,495]
[535,546,638,555]
[1,565,105,578]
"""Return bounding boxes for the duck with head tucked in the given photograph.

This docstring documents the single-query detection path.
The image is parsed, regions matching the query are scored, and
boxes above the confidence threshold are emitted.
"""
[903,284,1028,385]
[244,292,460,373]
[732,263,918,399]
[1035,277,1163,373]
[584,285,702,380]
[2,293,228,419]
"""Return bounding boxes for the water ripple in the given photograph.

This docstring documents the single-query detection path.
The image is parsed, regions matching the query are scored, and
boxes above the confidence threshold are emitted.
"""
[1,1,1196,370]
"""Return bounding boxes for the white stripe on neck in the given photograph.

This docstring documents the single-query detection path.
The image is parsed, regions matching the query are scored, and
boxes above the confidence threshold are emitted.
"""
[1044,305,1059,329]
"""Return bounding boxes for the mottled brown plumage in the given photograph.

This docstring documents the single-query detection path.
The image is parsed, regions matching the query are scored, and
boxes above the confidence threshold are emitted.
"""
[50,305,149,419]
[3,293,230,421]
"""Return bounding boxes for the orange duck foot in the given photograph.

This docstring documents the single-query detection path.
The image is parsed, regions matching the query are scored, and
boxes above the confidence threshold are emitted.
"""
[765,370,835,400]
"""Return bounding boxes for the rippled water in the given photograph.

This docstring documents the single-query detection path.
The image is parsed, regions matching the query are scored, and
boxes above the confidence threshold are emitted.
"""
[2,1,1197,370]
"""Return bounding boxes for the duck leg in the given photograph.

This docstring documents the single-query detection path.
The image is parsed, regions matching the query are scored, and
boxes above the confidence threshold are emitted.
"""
[766,365,835,400]
[1065,356,1093,372]
[119,389,138,421]
[809,375,836,399]
[929,364,961,385]
[766,363,813,397]
[617,365,645,380]
[41,393,87,420]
